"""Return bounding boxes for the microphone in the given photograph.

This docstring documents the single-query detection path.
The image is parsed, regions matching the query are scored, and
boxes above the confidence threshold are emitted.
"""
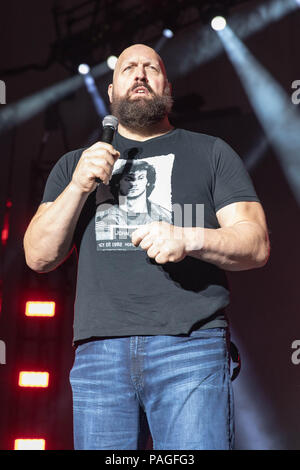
[101,114,118,144]
[96,114,118,184]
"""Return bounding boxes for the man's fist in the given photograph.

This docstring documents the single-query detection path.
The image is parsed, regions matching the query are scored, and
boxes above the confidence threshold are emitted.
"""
[131,221,187,264]
[71,141,120,193]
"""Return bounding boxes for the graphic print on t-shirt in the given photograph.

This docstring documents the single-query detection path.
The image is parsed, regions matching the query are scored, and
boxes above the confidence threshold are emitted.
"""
[95,154,175,251]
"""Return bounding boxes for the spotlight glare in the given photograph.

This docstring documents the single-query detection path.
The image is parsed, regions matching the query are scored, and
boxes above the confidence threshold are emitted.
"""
[78,63,90,75]
[211,16,227,31]
[163,28,174,38]
[107,56,118,70]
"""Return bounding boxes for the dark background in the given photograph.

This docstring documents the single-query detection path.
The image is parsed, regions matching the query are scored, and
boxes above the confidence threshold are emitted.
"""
[0,0,299,450]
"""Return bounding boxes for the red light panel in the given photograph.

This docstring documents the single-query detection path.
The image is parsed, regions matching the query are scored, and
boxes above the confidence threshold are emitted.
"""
[25,301,55,317]
[18,371,49,388]
[1,219,9,246]
[14,439,46,450]
[1,199,12,246]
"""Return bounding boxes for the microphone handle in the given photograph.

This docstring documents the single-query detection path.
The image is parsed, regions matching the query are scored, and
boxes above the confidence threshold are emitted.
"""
[101,125,115,144]
[95,125,116,184]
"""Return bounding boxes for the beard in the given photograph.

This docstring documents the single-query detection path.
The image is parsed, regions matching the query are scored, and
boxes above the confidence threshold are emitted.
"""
[110,83,173,130]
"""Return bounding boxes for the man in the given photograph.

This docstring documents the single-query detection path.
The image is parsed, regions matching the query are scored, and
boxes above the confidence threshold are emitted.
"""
[23,44,270,450]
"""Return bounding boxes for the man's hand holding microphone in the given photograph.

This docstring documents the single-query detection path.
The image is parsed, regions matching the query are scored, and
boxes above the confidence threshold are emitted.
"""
[71,141,120,193]
[72,115,120,193]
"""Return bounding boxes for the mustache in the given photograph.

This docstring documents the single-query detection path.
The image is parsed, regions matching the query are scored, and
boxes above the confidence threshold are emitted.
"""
[128,82,154,95]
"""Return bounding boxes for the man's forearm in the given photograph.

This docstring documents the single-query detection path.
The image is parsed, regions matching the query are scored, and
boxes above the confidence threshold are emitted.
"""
[183,222,270,271]
[24,182,89,272]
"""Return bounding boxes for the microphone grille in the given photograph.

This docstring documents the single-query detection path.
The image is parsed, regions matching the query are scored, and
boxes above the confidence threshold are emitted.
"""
[102,115,118,130]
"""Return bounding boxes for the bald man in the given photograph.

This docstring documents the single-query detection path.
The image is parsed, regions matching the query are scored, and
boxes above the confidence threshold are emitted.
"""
[24,44,269,450]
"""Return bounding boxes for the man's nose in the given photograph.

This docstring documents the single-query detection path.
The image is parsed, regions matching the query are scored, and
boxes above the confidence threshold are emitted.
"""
[134,65,148,82]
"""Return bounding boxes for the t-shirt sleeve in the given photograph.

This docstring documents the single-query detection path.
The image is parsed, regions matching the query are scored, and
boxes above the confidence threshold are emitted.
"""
[41,148,85,203]
[212,137,260,212]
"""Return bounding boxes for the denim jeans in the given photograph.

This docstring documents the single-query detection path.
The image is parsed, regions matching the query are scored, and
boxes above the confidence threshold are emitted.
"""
[69,328,234,450]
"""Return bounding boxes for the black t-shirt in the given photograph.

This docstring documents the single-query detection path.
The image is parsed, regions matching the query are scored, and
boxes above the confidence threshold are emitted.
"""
[41,128,260,343]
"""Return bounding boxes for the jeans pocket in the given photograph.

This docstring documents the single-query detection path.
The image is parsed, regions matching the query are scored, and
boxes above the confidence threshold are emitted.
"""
[75,340,97,355]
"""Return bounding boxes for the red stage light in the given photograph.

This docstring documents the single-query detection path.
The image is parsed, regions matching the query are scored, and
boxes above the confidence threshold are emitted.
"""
[1,199,12,246]
[1,217,9,246]
[14,439,46,450]
[25,301,55,317]
[18,371,49,388]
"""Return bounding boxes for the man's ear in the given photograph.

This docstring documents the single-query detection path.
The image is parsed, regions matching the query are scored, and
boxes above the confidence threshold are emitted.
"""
[108,84,113,103]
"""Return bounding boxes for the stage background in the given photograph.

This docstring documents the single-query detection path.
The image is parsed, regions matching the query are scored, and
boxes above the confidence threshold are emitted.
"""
[0,0,299,450]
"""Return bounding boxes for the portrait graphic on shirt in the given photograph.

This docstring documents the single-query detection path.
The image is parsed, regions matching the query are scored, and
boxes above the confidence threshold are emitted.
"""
[95,155,174,251]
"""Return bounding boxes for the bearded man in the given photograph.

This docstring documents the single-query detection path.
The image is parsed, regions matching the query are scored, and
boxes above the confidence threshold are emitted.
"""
[24,44,270,450]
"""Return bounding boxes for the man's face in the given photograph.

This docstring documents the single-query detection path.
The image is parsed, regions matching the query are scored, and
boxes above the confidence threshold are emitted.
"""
[109,45,168,101]
[108,45,172,129]
[119,170,148,198]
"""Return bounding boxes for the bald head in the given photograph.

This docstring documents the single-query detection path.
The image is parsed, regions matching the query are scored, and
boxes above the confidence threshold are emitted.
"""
[113,44,167,82]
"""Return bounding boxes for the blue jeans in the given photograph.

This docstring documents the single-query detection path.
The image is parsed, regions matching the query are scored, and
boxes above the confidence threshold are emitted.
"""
[69,328,234,450]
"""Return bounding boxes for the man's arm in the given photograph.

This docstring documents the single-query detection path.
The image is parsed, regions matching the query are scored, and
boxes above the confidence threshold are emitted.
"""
[131,201,270,271]
[23,141,120,273]
[23,183,89,273]
[184,201,270,271]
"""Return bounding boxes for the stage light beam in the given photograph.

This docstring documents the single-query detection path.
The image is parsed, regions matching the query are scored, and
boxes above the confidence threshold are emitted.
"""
[155,27,174,53]
[107,56,118,70]
[78,63,90,75]
[163,28,174,38]
[211,16,227,31]
[161,0,299,82]
[0,60,109,136]
[78,63,108,118]
[217,25,300,205]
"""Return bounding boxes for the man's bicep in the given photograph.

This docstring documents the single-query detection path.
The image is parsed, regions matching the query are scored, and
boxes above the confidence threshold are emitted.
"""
[216,201,268,231]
